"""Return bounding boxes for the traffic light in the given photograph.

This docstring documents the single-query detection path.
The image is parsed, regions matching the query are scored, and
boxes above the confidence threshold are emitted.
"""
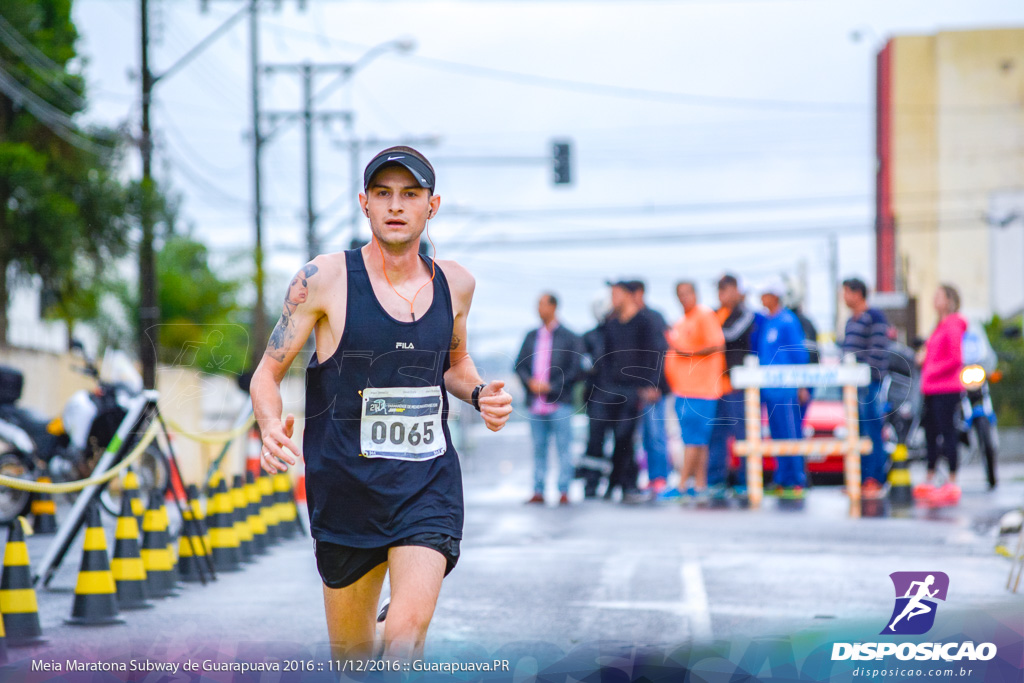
[552,140,572,185]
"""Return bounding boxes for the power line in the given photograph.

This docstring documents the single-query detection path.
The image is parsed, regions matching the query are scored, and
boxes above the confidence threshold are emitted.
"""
[0,65,115,156]
[0,12,86,109]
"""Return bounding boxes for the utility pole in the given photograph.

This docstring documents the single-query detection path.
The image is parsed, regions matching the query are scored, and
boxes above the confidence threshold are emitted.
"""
[247,0,267,373]
[828,232,840,335]
[262,63,352,262]
[139,0,158,389]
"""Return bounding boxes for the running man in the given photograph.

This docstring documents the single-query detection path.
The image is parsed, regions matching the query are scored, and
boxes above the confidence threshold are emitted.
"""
[888,575,939,631]
[250,146,513,661]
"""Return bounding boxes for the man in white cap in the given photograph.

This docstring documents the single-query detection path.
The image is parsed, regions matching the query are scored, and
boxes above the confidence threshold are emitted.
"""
[756,278,809,498]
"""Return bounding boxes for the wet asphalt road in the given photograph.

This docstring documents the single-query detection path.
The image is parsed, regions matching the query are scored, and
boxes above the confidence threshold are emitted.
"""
[6,421,1024,661]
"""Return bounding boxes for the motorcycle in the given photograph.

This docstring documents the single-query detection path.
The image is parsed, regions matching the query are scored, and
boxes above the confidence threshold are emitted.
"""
[0,343,170,523]
[881,324,999,488]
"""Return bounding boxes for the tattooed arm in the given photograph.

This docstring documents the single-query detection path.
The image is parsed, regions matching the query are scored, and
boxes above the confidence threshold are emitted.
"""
[251,260,326,470]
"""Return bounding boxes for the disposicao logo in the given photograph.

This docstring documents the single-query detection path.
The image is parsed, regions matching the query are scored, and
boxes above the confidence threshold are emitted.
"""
[831,572,997,662]
[882,571,949,635]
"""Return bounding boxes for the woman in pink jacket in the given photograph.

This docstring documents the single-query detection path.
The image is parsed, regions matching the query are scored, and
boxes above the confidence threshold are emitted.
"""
[915,284,967,506]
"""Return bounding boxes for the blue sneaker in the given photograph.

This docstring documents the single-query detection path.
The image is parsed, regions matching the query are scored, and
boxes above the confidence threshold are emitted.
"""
[657,487,683,501]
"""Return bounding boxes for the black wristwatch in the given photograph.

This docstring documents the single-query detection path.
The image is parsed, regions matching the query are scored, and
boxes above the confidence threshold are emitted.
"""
[471,383,487,412]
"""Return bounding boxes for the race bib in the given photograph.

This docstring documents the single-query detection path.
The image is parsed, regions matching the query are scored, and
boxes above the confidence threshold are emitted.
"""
[360,386,447,461]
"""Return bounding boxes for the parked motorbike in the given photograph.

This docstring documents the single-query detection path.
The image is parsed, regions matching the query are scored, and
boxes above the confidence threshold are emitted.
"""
[0,344,169,523]
[881,324,999,488]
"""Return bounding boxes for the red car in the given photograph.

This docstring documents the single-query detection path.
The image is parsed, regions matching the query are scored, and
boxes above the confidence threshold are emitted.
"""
[726,385,849,485]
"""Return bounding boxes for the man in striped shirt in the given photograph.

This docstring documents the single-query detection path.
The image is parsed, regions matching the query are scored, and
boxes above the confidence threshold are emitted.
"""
[841,277,891,499]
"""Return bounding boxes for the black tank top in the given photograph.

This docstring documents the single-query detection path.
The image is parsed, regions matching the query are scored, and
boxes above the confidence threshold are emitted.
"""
[303,248,463,547]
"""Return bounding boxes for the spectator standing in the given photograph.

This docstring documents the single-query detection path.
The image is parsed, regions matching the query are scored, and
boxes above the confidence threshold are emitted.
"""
[841,277,891,498]
[515,293,584,505]
[708,274,758,498]
[661,281,726,501]
[585,281,665,503]
[578,297,613,498]
[632,281,672,494]
[915,284,967,507]
[757,279,809,498]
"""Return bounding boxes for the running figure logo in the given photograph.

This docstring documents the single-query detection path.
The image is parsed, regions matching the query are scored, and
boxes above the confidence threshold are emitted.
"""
[881,571,949,635]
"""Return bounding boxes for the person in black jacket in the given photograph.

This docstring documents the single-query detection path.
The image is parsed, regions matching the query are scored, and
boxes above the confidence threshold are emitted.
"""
[515,293,584,505]
[584,281,665,503]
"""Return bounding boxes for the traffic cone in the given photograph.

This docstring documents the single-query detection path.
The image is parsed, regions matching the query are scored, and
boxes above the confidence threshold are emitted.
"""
[0,611,8,665]
[245,426,262,477]
[176,508,208,583]
[273,473,299,539]
[30,477,57,535]
[232,475,254,562]
[186,484,212,556]
[66,503,123,625]
[888,443,913,506]
[0,518,46,645]
[207,478,242,572]
[123,470,145,529]
[141,492,177,598]
[111,496,152,610]
[245,471,268,555]
[258,471,280,544]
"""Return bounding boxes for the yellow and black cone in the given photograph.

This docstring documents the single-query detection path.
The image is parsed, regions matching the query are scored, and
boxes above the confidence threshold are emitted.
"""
[207,478,242,572]
[123,470,145,529]
[186,484,213,556]
[245,471,268,555]
[273,473,301,539]
[0,518,46,645]
[175,508,208,583]
[258,471,281,544]
[66,503,124,626]
[111,496,152,610]
[141,491,177,597]
[0,609,8,665]
[888,443,912,506]
[30,477,57,535]
[231,475,255,562]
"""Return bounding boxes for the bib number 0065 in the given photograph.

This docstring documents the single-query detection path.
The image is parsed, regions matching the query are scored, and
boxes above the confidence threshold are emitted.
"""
[368,420,435,447]
[360,386,447,461]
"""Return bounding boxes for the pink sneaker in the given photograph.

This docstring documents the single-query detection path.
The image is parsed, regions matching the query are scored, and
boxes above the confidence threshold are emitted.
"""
[927,483,961,507]
[912,483,935,501]
[647,477,667,494]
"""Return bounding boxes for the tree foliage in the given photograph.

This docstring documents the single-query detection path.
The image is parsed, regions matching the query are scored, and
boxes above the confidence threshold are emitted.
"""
[984,315,1024,426]
[0,0,130,346]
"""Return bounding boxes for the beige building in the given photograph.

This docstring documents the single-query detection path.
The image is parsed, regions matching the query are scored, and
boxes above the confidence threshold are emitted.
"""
[877,27,1024,333]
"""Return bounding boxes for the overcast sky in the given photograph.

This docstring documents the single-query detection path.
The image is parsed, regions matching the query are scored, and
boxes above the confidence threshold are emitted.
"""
[70,0,1024,358]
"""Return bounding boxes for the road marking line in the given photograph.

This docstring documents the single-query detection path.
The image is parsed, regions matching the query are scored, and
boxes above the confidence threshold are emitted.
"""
[681,560,712,642]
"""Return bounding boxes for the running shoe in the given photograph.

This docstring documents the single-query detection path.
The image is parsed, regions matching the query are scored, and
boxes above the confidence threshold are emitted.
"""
[622,488,651,505]
[707,484,729,502]
[657,487,683,502]
[862,478,886,500]
[646,477,668,494]
[525,493,545,505]
[926,482,961,507]
[780,485,805,500]
[731,485,748,498]
[912,482,936,500]
[559,493,570,506]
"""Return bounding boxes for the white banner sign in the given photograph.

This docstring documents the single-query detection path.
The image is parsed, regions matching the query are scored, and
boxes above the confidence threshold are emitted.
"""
[730,363,871,389]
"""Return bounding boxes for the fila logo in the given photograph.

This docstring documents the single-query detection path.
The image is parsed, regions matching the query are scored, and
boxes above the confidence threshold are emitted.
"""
[396,342,415,350]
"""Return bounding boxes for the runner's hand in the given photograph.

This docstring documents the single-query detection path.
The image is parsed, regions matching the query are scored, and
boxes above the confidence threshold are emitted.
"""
[478,380,513,432]
[262,413,301,473]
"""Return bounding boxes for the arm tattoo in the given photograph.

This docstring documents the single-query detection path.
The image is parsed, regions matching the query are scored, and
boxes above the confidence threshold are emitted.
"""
[450,333,462,351]
[266,264,318,361]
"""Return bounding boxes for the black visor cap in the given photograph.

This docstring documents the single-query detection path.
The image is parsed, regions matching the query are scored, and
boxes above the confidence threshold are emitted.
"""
[363,152,435,193]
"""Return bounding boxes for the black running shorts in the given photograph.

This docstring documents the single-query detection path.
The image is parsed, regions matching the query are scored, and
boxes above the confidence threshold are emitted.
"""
[314,532,460,589]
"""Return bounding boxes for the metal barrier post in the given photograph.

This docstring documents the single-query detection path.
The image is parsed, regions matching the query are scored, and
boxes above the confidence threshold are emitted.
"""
[33,392,158,587]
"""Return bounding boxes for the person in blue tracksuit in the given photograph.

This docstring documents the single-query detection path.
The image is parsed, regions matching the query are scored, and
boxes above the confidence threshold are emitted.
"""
[756,279,809,493]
